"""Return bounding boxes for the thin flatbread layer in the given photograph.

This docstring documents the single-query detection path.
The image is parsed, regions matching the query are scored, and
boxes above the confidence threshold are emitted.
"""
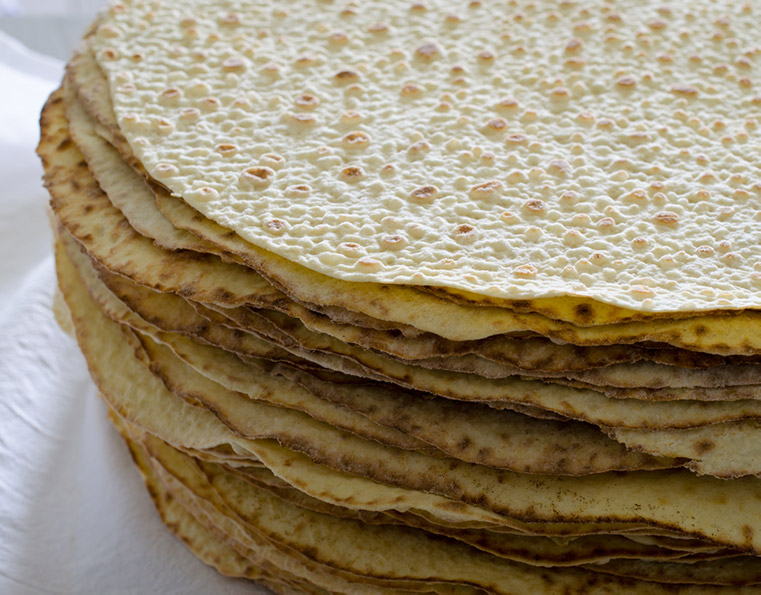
[66,72,761,378]
[91,1,761,318]
[200,297,761,391]
[235,306,761,390]
[137,323,676,476]
[580,557,761,587]
[56,236,612,535]
[64,51,761,349]
[63,76,221,254]
[40,87,286,309]
[57,234,439,457]
[112,416,312,591]
[55,241,761,552]
[52,214,759,433]
[88,241,761,431]
[607,421,761,479]
[199,304,761,431]
[154,187,761,353]
[222,460,732,567]
[140,427,735,594]
[116,416,372,595]
[70,34,748,332]
[70,233,641,476]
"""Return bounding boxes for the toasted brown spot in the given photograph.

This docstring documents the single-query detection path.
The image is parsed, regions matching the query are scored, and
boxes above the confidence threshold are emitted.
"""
[219,12,240,26]
[160,88,181,100]
[416,42,441,60]
[565,38,582,53]
[550,87,570,99]
[335,70,359,82]
[339,166,364,181]
[631,285,654,295]
[514,264,537,278]
[616,75,636,87]
[654,211,679,226]
[290,112,316,125]
[410,185,439,203]
[379,234,408,251]
[456,436,472,452]
[215,143,237,156]
[470,180,503,197]
[286,184,311,197]
[342,131,371,147]
[407,140,430,156]
[523,199,547,213]
[548,159,571,175]
[264,219,287,235]
[486,117,507,131]
[241,166,275,186]
[261,153,285,168]
[401,83,423,96]
[222,56,246,72]
[671,84,699,96]
[743,525,755,544]
[497,97,519,110]
[295,94,320,109]
[329,32,349,45]
[452,224,478,244]
[574,303,593,322]
[694,439,716,455]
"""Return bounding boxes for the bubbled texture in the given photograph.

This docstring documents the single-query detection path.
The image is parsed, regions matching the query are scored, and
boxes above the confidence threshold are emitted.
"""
[92,0,761,312]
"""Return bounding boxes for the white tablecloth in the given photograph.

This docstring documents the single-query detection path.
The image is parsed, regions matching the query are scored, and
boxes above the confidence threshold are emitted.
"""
[0,31,263,595]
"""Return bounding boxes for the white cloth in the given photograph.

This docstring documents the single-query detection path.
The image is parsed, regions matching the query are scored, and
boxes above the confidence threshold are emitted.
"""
[0,31,263,594]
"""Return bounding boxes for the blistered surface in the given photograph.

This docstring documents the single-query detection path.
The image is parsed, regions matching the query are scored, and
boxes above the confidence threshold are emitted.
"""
[93,0,761,311]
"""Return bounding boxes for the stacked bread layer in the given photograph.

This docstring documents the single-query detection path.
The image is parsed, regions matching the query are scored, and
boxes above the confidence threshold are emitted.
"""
[39,1,761,592]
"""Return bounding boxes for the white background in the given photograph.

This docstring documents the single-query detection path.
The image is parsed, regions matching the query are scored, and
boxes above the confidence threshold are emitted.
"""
[0,3,267,593]
[0,0,106,60]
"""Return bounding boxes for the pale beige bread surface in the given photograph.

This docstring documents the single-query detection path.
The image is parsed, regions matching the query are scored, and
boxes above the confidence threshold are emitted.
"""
[66,40,761,353]
[90,0,761,314]
[70,32,757,332]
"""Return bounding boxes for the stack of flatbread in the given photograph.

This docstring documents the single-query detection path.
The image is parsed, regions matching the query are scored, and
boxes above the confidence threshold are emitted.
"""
[39,0,761,591]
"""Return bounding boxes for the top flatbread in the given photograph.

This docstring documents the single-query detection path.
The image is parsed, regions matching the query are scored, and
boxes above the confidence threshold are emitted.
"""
[91,0,761,313]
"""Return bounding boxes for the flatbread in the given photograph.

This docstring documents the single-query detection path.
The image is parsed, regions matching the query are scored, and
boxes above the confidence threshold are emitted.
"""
[55,234,761,552]
[91,0,761,316]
